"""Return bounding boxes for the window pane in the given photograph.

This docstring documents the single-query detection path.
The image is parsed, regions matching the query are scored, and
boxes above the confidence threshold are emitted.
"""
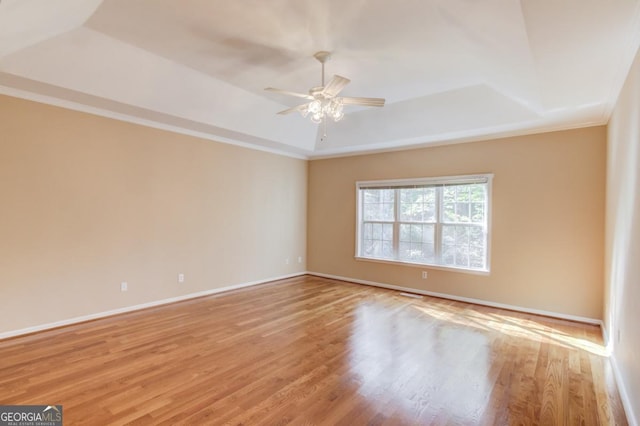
[442,224,486,270]
[399,224,410,242]
[470,255,484,269]
[442,245,455,265]
[372,223,382,239]
[456,186,470,202]
[362,221,394,260]
[442,225,455,245]
[383,202,394,220]
[411,242,422,256]
[400,224,410,241]
[444,187,456,203]
[423,243,435,262]
[400,242,424,262]
[424,224,435,243]
[470,184,485,202]
[411,224,423,241]
[382,241,394,258]
[399,242,411,259]
[455,245,469,267]
[399,224,435,262]
[399,187,436,222]
[364,202,394,221]
[399,224,434,243]
[383,223,393,241]
[469,226,484,247]
[364,189,380,203]
[362,239,375,256]
[455,226,469,245]
[443,203,456,222]
[363,203,375,221]
[363,189,395,221]
[456,203,470,222]
[363,223,372,239]
[443,183,484,224]
[471,203,484,223]
[372,241,382,257]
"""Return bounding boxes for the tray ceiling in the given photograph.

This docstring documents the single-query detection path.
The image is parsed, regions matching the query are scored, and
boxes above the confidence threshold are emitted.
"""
[1,0,639,158]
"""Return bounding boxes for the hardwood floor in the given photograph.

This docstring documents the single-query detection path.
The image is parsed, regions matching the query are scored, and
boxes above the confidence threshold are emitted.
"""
[0,275,627,425]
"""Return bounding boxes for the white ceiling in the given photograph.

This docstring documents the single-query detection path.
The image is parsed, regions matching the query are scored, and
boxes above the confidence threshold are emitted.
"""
[1,0,640,158]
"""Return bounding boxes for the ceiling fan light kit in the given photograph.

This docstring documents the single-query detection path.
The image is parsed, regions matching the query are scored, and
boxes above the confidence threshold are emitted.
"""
[302,98,344,123]
[265,51,385,126]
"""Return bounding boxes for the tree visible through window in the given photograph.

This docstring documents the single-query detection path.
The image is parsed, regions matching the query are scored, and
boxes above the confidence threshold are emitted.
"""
[357,175,492,272]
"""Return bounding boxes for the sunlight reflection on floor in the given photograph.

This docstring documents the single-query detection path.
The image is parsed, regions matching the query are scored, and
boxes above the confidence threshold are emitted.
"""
[344,294,612,423]
[411,303,608,356]
[347,302,493,423]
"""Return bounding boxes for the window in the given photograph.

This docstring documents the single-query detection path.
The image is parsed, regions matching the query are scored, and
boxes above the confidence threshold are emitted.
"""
[356,174,492,273]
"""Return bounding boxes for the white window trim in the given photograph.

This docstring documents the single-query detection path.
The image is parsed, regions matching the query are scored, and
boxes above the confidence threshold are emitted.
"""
[355,174,493,275]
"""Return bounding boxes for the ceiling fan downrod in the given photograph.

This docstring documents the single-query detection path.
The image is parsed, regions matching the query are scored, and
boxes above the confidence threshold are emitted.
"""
[313,51,331,88]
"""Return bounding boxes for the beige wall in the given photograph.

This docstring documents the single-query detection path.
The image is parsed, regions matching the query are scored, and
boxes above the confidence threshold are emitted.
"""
[0,95,307,334]
[308,127,606,319]
[605,48,640,424]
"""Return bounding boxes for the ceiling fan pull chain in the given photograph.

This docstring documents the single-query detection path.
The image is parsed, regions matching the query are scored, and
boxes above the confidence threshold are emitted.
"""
[321,119,327,143]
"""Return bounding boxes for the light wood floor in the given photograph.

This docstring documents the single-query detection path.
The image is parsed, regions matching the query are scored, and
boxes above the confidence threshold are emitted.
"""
[0,275,627,425]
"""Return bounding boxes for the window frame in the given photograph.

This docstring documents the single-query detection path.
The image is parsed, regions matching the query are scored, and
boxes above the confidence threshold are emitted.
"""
[355,174,493,275]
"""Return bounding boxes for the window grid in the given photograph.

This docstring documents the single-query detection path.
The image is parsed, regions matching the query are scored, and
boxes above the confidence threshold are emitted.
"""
[361,221,394,259]
[357,176,490,273]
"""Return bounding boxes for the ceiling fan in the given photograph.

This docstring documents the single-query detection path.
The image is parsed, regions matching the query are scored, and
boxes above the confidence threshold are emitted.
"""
[265,51,385,125]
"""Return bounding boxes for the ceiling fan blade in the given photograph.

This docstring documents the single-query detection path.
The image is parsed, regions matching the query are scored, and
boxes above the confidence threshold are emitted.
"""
[322,75,351,97]
[265,87,313,100]
[341,96,386,107]
[277,103,310,115]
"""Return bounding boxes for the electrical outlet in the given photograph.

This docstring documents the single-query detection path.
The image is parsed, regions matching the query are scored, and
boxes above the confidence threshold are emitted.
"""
[421,271,428,279]
[120,282,128,292]
[178,273,185,283]
[618,329,621,343]
[285,258,290,265]
[297,256,302,263]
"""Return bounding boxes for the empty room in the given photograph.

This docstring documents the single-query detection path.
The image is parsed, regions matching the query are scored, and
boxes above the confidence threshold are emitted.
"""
[1,1,639,425]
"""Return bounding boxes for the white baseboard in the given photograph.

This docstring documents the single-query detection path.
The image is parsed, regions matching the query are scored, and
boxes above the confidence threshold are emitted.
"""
[2,269,603,337]
[610,354,639,426]
[308,271,603,326]
[0,272,306,340]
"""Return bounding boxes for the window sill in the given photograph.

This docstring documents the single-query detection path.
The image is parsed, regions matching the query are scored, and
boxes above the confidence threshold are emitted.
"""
[354,256,490,276]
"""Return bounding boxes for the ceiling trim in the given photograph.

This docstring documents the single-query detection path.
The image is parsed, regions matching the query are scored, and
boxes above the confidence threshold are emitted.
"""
[309,118,608,160]
[0,84,311,160]
[1,82,609,163]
